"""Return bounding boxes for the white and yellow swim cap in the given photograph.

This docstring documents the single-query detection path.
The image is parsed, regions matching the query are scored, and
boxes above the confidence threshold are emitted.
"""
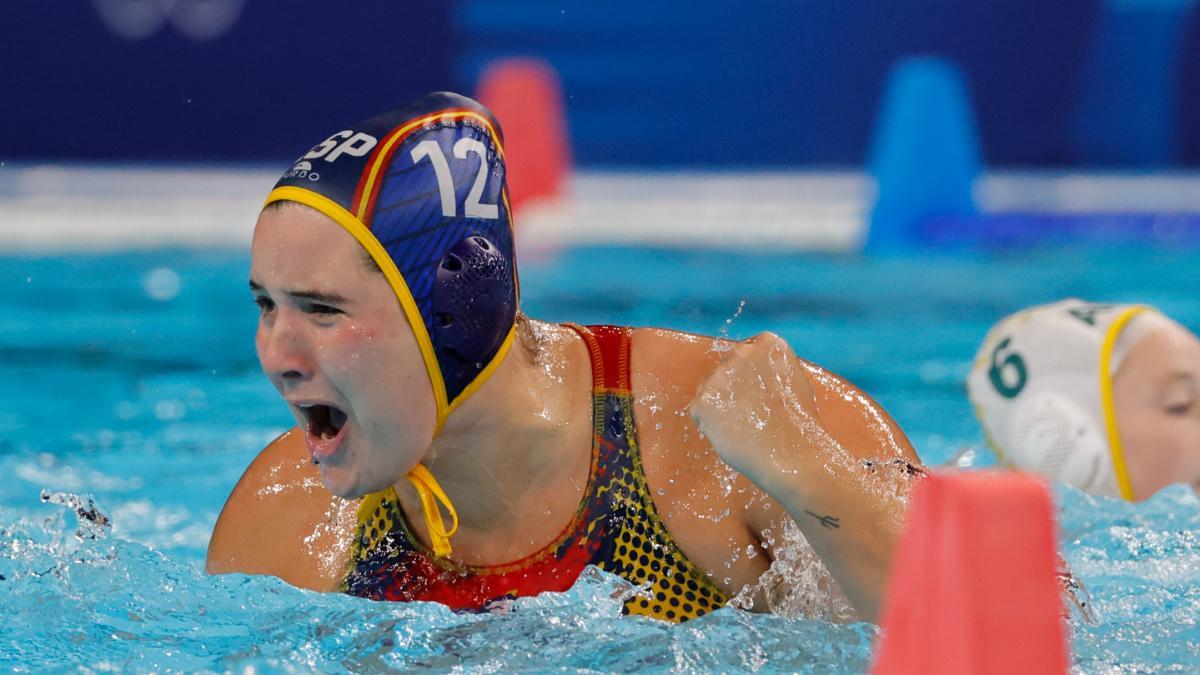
[967,299,1171,500]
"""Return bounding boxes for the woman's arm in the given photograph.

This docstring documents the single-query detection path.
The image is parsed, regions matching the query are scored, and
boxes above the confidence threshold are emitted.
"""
[690,332,923,620]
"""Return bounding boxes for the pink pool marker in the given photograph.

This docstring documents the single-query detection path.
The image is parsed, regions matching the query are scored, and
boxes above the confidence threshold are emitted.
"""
[872,472,1068,675]
[476,58,571,215]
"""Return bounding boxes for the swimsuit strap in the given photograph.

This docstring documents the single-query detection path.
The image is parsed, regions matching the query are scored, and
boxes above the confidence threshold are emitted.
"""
[564,323,732,622]
[564,323,632,392]
[342,322,729,622]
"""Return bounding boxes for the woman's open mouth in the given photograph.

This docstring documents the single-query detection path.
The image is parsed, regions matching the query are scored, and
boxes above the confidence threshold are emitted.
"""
[298,402,349,461]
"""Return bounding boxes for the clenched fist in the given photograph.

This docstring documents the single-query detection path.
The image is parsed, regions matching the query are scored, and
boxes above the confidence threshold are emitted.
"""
[689,332,825,495]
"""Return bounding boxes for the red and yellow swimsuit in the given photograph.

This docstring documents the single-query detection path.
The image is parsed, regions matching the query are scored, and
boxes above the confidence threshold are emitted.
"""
[342,324,729,622]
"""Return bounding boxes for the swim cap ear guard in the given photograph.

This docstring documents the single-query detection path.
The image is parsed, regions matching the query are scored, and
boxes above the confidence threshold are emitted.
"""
[433,235,516,398]
[263,92,520,556]
[1006,390,1112,495]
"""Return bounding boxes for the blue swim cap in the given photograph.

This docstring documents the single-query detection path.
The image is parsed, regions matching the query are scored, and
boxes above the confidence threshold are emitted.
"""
[264,92,518,431]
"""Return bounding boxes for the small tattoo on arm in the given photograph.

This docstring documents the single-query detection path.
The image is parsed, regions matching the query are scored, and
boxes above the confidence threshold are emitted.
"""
[805,510,840,529]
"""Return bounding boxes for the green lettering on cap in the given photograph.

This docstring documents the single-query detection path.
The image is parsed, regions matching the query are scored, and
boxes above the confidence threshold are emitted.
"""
[1067,303,1115,327]
[988,337,1027,399]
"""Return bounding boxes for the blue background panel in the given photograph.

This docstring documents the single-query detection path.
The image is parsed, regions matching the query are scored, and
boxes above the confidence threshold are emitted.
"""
[6,1,1200,168]
[457,0,1100,167]
[0,2,454,162]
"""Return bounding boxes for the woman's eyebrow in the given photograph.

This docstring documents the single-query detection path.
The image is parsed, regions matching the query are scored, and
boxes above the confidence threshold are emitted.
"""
[1163,372,1199,395]
[247,280,348,305]
[287,289,350,304]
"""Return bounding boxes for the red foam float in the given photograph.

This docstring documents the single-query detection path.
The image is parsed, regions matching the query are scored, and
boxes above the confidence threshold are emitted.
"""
[476,58,571,215]
[872,472,1067,675]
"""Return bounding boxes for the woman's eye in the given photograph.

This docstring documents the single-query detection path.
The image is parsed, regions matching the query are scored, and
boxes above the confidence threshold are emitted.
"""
[1165,399,1194,416]
[254,296,275,313]
[306,303,342,316]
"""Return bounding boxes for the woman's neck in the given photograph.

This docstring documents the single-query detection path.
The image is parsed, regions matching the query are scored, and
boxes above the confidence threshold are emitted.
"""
[395,321,595,536]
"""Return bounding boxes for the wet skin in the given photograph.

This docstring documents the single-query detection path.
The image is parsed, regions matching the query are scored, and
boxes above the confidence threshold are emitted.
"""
[248,205,437,499]
[209,203,923,620]
[1112,321,1200,500]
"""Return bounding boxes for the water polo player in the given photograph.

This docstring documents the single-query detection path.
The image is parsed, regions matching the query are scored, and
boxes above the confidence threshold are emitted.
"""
[207,92,922,622]
[969,299,1200,501]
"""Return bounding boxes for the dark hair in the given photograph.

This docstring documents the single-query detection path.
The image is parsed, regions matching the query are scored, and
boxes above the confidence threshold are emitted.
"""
[514,312,539,364]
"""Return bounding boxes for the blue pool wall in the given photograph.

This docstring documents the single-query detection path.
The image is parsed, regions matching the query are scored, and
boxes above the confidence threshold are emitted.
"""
[4,1,1200,168]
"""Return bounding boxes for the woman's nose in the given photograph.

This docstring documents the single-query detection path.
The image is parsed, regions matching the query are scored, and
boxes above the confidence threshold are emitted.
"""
[258,316,312,385]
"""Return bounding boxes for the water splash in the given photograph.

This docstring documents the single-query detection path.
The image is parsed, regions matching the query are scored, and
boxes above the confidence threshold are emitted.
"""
[41,490,113,540]
[1059,485,1200,672]
[718,300,748,339]
[728,517,856,622]
[0,486,884,672]
[944,445,982,468]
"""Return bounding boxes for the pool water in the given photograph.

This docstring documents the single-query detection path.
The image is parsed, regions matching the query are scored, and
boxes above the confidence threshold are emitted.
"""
[1,245,1198,672]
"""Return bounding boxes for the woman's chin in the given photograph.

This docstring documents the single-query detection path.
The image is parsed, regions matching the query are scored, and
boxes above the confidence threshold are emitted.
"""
[318,464,402,500]
[316,465,366,500]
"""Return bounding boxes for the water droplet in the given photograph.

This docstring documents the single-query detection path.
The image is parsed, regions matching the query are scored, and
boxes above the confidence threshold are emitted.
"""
[718,299,748,338]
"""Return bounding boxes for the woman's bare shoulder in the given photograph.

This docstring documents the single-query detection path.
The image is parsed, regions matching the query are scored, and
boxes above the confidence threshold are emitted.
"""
[206,427,357,591]
[629,326,726,387]
[632,326,916,462]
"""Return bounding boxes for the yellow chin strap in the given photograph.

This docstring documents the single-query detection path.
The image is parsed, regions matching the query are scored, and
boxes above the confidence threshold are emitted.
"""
[1099,305,1150,501]
[405,463,460,557]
